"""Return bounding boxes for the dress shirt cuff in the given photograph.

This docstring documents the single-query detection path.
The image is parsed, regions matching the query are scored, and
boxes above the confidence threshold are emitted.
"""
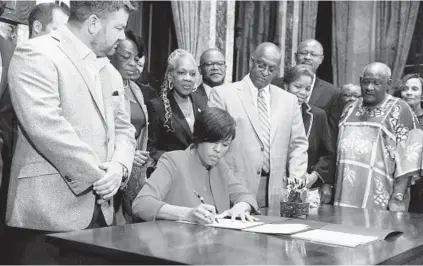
[313,171,325,184]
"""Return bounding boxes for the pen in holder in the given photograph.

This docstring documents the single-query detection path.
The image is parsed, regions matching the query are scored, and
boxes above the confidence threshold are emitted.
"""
[280,177,309,218]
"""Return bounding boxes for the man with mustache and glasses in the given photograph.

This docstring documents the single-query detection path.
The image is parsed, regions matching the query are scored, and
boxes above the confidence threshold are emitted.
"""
[196,48,227,100]
[209,42,308,210]
[334,62,423,212]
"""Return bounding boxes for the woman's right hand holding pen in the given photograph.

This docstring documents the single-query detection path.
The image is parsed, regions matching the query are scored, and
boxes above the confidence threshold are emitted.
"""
[188,204,217,224]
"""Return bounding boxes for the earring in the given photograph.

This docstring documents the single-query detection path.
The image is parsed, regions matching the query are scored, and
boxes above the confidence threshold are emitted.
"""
[168,80,173,90]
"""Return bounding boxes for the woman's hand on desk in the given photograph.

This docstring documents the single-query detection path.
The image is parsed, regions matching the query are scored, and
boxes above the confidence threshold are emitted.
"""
[188,204,217,225]
[215,202,259,222]
[133,150,149,167]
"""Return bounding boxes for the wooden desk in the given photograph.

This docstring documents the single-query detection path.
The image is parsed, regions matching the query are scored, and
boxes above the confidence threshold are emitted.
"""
[46,206,423,265]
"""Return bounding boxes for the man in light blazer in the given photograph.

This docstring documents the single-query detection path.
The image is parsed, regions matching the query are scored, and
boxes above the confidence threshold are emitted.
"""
[4,1,136,264]
[209,42,308,209]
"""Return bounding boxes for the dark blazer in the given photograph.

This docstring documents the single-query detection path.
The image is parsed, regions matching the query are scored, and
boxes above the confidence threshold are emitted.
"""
[134,80,158,105]
[193,83,208,100]
[309,78,342,137]
[302,103,335,187]
[147,92,207,162]
[0,35,15,223]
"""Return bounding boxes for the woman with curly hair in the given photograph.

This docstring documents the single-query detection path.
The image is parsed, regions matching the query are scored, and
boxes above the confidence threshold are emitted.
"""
[147,49,208,163]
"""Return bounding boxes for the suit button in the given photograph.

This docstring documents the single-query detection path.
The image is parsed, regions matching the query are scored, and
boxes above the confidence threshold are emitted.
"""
[257,171,261,175]
[64,176,72,182]
[261,147,264,151]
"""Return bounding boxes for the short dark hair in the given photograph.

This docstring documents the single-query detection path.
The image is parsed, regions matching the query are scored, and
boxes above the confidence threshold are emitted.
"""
[192,107,236,146]
[68,1,137,23]
[283,64,314,86]
[28,1,70,38]
[124,29,145,58]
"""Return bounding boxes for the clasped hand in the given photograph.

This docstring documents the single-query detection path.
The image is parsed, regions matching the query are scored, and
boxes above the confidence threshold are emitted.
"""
[133,150,149,167]
[94,162,123,203]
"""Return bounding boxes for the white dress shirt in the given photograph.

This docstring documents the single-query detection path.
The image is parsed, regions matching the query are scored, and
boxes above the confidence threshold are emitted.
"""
[202,83,213,98]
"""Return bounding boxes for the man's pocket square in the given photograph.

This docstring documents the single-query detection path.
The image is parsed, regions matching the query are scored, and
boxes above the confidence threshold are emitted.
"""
[112,91,119,96]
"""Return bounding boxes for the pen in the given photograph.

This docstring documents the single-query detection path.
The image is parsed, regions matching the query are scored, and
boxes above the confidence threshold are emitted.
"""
[192,190,219,223]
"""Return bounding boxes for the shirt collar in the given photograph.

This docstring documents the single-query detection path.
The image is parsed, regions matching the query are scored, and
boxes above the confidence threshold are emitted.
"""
[60,26,96,61]
[306,74,316,102]
[203,83,212,91]
[246,74,270,94]
[96,57,110,71]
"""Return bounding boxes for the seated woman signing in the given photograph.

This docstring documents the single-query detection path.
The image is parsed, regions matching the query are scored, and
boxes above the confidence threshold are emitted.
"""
[132,107,258,224]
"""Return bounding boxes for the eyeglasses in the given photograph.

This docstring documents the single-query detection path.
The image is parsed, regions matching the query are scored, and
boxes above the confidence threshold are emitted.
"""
[200,61,226,68]
[297,51,323,58]
[360,78,387,86]
[252,59,278,74]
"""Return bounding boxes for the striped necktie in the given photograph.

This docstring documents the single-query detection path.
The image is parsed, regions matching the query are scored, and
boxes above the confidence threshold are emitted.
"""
[257,89,270,173]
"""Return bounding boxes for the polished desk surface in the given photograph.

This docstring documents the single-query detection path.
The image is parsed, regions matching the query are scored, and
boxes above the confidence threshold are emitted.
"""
[46,206,423,265]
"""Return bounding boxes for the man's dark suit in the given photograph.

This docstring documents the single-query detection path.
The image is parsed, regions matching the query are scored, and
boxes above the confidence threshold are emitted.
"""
[134,80,158,105]
[308,78,342,136]
[0,34,16,263]
[301,103,335,188]
[0,35,15,231]
[147,92,207,162]
[193,83,208,100]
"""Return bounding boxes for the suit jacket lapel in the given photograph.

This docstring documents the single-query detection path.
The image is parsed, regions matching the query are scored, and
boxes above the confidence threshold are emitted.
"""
[168,92,193,139]
[52,28,106,122]
[191,92,204,116]
[196,83,207,99]
[129,81,148,118]
[129,81,149,150]
[308,77,322,106]
[269,85,282,143]
[302,103,313,138]
[236,79,263,144]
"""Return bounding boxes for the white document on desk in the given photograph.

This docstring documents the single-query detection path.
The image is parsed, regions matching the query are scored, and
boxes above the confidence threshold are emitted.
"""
[292,229,379,247]
[206,219,265,230]
[242,223,310,234]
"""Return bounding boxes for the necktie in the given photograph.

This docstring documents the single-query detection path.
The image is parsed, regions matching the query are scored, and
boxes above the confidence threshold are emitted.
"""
[257,89,270,173]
